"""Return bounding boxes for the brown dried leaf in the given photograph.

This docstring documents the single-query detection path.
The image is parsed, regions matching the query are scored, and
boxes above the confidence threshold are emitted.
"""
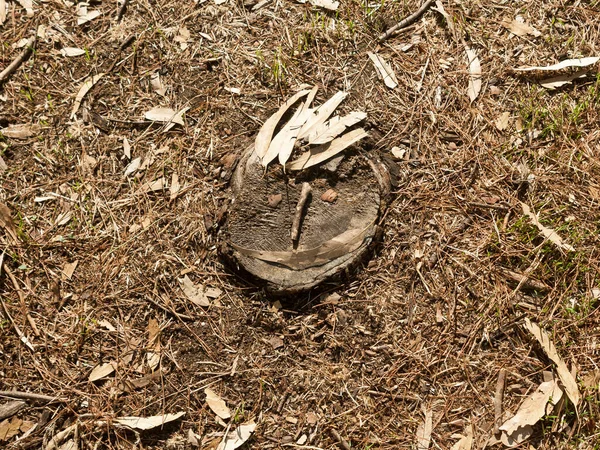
[205,388,231,420]
[416,406,433,449]
[0,203,18,244]
[523,319,580,408]
[450,424,473,450]
[1,123,40,139]
[502,19,541,37]
[180,275,210,306]
[495,112,510,131]
[0,417,22,441]
[0,0,6,25]
[217,421,256,450]
[61,261,78,280]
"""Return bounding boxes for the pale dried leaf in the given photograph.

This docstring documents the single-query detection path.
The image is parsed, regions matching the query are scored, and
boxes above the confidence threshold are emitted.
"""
[540,69,589,89]
[60,47,86,57]
[298,91,348,140]
[0,0,6,26]
[308,111,367,145]
[124,157,142,177]
[55,210,72,226]
[308,0,338,10]
[71,73,105,119]
[0,155,7,173]
[180,275,210,306]
[255,89,311,159]
[205,388,231,419]
[261,103,305,167]
[288,128,368,171]
[16,0,33,16]
[521,202,575,251]
[523,319,580,408]
[169,173,180,200]
[140,178,166,193]
[495,112,510,131]
[114,412,185,430]
[500,424,533,448]
[144,106,184,125]
[502,19,541,37]
[98,319,116,331]
[515,56,600,71]
[465,46,481,102]
[151,72,167,96]
[62,261,78,280]
[1,123,40,139]
[500,379,562,436]
[450,424,473,450]
[77,8,101,26]
[217,421,256,450]
[123,137,131,159]
[232,225,371,270]
[368,52,398,89]
[89,361,117,382]
[433,1,456,34]
[416,406,433,450]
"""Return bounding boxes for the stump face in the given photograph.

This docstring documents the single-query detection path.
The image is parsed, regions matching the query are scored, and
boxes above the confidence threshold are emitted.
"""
[225,145,389,293]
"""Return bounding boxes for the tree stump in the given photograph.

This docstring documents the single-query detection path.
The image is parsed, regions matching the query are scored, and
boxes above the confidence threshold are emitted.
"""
[222,143,392,294]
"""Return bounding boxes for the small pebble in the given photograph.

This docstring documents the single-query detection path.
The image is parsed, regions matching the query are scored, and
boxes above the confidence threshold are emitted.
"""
[321,189,337,203]
[268,193,282,207]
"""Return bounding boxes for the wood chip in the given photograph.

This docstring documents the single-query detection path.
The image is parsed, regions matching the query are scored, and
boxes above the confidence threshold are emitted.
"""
[321,189,337,203]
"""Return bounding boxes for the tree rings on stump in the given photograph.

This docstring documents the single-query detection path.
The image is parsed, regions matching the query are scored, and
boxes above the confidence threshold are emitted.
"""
[222,144,392,294]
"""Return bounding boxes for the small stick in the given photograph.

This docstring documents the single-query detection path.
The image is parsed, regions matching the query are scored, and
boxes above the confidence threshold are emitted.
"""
[328,428,351,450]
[116,0,130,22]
[291,182,311,243]
[378,0,435,42]
[493,369,507,435]
[0,36,35,84]
[0,390,66,403]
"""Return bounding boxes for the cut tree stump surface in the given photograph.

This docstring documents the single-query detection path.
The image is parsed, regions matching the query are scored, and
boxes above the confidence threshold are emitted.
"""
[224,144,391,293]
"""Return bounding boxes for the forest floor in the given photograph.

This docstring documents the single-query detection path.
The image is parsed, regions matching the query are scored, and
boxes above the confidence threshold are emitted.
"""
[1,0,600,449]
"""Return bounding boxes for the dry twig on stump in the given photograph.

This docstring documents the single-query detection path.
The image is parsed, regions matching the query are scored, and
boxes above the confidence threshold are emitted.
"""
[291,182,312,243]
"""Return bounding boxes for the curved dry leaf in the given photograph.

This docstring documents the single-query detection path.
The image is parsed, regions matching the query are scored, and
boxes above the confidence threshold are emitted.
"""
[523,319,580,408]
[60,47,86,57]
[144,107,182,124]
[520,202,574,251]
[308,111,367,145]
[217,421,256,450]
[298,91,348,140]
[89,361,117,382]
[77,8,101,25]
[124,157,141,177]
[465,47,481,102]
[205,388,231,420]
[0,202,18,244]
[180,275,210,306]
[151,72,167,96]
[416,406,433,450]
[515,56,599,71]
[255,89,311,159]
[500,424,533,448]
[368,52,398,89]
[287,128,368,171]
[450,424,473,450]
[499,379,562,435]
[232,225,372,270]
[114,412,185,430]
[71,73,105,119]
[540,69,589,90]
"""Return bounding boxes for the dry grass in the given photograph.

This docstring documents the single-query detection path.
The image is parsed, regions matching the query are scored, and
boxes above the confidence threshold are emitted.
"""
[1,0,600,449]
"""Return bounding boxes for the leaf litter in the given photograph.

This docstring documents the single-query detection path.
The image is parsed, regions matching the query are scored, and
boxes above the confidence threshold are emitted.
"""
[205,388,231,420]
